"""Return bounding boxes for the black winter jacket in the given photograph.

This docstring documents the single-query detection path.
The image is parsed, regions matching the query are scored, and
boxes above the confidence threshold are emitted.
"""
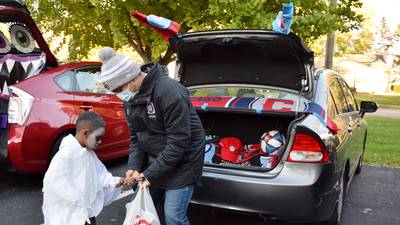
[125,63,205,189]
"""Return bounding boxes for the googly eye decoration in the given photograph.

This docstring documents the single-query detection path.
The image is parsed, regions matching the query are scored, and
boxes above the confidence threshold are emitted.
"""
[10,25,35,54]
[0,32,11,54]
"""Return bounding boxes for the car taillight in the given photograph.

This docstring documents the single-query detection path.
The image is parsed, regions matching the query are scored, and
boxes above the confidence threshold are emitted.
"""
[287,132,330,163]
[8,87,34,126]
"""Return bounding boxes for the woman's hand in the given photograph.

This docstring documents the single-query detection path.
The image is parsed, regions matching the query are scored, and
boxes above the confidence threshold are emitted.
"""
[136,173,151,188]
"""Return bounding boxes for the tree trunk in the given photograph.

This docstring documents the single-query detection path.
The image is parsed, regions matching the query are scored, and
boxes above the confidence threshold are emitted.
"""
[325,0,337,69]
[127,40,152,63]
[158,46,176,65]
[126,15,152,63]
[325,32,335,69]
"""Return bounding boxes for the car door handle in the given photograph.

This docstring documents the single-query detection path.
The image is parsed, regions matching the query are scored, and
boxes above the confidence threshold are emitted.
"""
[80,105,93,110]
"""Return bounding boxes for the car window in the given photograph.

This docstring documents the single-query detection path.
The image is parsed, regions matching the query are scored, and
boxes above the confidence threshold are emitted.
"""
[74,67,112,94]
[338,78,358,112]
[328,90,338,118]
[54,71,74,92]
[329,77,348,114]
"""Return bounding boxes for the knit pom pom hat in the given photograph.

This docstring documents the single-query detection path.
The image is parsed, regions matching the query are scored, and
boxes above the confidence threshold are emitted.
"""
[98,47,141,91]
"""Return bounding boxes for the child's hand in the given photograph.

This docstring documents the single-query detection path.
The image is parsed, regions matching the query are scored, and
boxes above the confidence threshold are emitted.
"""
[114,177,125,188]
[125,170,140,187]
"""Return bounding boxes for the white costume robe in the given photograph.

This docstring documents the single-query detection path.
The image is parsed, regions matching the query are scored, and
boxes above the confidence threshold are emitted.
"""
[42,134,122,225]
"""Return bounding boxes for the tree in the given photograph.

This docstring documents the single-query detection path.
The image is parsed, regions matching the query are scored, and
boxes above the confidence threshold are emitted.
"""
[333,28,375,56]
[395,24,400,36]
[26,0,364,65]
[380,17,391,39]
[310,9,375,58]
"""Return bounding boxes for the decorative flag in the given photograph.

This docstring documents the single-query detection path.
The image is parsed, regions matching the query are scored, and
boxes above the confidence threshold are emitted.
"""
[130,11,180,41]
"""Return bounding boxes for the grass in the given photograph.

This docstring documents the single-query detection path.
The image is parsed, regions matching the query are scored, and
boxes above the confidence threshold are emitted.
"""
[364,116,400,167]
[355,93,400,109]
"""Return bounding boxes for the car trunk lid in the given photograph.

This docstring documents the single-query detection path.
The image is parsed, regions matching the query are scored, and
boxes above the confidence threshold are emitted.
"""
[172,30,314,92]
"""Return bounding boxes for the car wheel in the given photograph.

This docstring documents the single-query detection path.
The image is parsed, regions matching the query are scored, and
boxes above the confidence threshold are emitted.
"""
[355,151,364,175]
[47,133,71,165]
[324,171,348,225]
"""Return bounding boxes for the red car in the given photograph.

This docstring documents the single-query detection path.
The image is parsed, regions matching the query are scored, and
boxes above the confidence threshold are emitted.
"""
[0,1,130,172]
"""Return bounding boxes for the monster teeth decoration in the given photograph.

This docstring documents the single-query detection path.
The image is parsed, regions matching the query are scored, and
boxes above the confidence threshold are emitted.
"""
[0,81,9,100]
[5,58,14,73]
[0,52,46,78]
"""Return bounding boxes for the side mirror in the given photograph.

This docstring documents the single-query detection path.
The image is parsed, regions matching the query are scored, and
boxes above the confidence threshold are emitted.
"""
[359,101,378,117]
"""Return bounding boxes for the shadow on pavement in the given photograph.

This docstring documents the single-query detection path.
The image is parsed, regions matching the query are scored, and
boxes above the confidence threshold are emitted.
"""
[188,204,316,225]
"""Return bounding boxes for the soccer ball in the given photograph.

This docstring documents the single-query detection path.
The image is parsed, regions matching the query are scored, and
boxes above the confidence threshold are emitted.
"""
[260,130,285,155]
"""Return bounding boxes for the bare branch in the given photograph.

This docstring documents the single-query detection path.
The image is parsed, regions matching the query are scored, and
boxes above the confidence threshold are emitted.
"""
[159,46,176,65]
[127,14,144,53]
[126,14,151,62]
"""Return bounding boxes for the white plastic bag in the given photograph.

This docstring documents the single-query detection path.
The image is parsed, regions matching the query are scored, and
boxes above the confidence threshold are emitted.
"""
[122,186,161,225]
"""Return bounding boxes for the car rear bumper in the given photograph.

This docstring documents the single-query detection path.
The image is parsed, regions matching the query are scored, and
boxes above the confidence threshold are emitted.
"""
[1,126,22,171]
[191,162,340,223]
[0,145,10,167]
[0,128,15,171]
[1,125,40,172]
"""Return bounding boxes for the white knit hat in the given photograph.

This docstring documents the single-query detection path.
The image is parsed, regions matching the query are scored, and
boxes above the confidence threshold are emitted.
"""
[98,47,141,91]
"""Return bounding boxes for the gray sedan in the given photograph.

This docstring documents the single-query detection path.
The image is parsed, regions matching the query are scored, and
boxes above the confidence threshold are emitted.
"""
[170,30,378,225]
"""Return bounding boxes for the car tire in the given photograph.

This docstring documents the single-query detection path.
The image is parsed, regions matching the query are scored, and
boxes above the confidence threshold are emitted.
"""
[355,135,367,175]
[355,151,364,175]
[323,171,348,225]
[47,133,71,165]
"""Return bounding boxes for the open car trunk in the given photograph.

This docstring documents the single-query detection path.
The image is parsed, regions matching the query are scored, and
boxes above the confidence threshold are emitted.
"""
[197,110,297,171]
[173,31,314,171]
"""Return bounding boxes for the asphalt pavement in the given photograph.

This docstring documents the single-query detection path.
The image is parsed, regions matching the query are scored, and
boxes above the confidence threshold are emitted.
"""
[0,158,399,225]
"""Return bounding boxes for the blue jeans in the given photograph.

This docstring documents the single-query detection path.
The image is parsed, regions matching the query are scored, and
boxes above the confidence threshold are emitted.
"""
[132,185,194,225]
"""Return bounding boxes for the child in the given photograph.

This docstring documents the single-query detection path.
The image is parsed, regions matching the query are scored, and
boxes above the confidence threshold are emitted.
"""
[42,111,125,225]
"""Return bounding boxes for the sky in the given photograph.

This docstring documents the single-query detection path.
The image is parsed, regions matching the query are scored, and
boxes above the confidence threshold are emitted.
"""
[362,0,400,32]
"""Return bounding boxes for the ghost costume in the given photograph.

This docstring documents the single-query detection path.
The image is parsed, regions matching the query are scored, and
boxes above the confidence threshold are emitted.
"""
[42,134,122,225]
